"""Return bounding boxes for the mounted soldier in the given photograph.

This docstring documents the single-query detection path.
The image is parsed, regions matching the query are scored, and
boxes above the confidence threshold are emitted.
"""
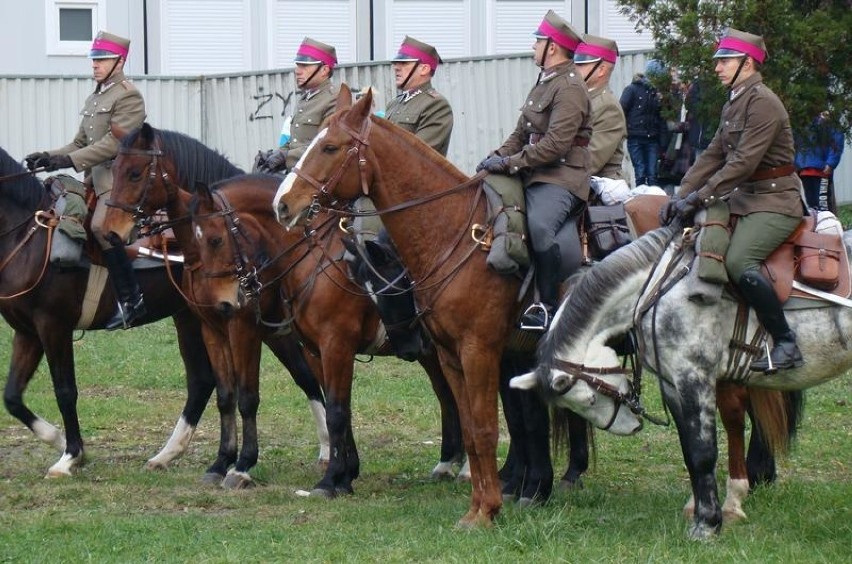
[476,10,593,331]
[660,28,805,372]
[257,37,338,173]
[385,36,454,157]
[25,30,147,330]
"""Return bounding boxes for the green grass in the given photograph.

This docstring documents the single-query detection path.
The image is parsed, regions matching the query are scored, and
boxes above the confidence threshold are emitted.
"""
[0,320,850,563]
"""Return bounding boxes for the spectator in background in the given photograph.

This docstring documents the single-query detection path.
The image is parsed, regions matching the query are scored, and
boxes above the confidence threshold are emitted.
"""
[620,59,666,187]
[795,111,845,213]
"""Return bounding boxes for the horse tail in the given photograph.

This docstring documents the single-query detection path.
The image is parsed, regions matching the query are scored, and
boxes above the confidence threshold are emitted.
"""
[748,388,803,456]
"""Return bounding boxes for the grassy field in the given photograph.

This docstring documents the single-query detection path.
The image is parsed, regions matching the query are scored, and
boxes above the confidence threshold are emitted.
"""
[0,318,850,563]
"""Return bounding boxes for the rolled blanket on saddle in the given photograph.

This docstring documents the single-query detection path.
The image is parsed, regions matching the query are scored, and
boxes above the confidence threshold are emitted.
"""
[46,174,88,266]
[482,174,530,274]
[687,200,731,304]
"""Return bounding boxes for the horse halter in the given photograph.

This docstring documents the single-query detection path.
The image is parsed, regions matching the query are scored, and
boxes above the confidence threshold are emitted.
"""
[292,115,372,222]
[549,339,668,429]
[107,143,173,230]
[196,191,262,304]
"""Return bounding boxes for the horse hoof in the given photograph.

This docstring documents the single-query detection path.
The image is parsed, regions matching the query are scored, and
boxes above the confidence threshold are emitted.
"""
[145,459,168,471]
[222,471,254,490]
[722,508,747,523]
[558,478,584,491]
[688,522,720,541]
[455,510,494,530]
[45,467,73,479]
[518,496,544,509]
[309,487,335,499]
[201,472,225,485]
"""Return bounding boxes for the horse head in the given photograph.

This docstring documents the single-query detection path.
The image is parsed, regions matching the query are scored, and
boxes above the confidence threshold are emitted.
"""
[105,122,177,244]
[274,83,375,230]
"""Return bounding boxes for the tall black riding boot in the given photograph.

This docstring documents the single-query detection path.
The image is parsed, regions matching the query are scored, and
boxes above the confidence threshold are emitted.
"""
[103,245,147,331]
[738,268,804,373]
[520,245,562,332]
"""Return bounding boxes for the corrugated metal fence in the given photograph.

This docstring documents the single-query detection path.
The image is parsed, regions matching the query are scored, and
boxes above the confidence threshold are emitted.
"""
[2,52,849,199]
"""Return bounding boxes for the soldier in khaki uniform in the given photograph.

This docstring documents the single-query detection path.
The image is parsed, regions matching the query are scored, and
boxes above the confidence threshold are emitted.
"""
[26,30,147,330]
[573,34,626,181]
[477,11,592,331]
[260,38,338,172]
[385,36,453,157]
[661,29,805,372]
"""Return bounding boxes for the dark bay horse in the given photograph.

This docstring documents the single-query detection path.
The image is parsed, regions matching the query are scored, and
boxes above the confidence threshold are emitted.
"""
[511,226,827,538]
[187,176,474,496]
[272,86,797,527]
[0,146,223,477]
[99,125,327,487]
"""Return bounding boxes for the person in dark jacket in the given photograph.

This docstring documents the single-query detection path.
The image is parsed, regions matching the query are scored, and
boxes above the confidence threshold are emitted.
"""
[795,111,845,213]
[620,60,666,186]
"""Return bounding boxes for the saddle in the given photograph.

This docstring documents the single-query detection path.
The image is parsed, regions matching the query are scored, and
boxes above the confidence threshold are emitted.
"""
[47,174,181,267]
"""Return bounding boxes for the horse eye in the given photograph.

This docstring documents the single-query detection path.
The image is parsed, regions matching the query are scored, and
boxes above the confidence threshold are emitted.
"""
[322,144,338,154]
[128,169,143,181]
[209,236,223,249]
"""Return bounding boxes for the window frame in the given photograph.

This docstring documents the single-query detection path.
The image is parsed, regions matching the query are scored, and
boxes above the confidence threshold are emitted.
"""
[45,0,107,56]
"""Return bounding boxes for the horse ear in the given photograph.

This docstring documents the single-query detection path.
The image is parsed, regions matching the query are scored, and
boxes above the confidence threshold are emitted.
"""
[351,86,373,121]
[140,122,155,146]
[337,84,353,111]
[194,181,213,202]
[509,372,539,390]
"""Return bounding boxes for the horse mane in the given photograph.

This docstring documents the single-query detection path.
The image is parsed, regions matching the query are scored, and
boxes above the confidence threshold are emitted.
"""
[538,226,676,363]
[369,117,467,180]
[0,147,48,211]
[121,125,244,190]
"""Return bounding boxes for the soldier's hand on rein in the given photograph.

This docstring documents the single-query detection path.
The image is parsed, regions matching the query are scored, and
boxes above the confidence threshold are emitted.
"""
[674,192,701,220]
[263,149,288,173]
[476,155,511,174]
[24,151,50,171]
[44,154,73,172]
[659,197,679,225]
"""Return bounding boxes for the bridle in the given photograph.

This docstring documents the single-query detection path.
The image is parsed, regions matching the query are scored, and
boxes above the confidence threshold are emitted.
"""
[292,116,373,222]
[107,142,175,231]
[549,334,669,429]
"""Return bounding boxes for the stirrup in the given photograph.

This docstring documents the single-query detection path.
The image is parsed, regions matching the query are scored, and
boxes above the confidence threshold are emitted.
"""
[105,296,146,331]
[520,303,551,332]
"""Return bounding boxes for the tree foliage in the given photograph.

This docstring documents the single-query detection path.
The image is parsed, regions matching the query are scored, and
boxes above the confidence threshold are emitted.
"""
[617,0,852,144]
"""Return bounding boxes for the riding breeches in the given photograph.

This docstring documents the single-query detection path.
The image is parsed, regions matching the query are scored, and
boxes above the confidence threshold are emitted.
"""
[524,182,585,280]
[725,212,802,281]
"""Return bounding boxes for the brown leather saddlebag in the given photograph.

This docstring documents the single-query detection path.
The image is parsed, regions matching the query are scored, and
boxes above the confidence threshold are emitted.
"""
[796,228,842,290]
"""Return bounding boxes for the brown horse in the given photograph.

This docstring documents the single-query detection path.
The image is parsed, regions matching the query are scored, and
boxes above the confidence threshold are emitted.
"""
[272,86,800,526]
[187,174,474,495]
[100,125,327,487]
[0,146,227,478]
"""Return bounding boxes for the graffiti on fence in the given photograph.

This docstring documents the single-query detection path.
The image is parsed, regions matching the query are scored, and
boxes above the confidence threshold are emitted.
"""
[249,87,294,122]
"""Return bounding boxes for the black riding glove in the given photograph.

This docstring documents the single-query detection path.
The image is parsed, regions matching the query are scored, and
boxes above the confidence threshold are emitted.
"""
[263,149,288,173]
[25,151,50,171]
[660,192,702,226]
[44,154,74,172]
[476,155,511,174]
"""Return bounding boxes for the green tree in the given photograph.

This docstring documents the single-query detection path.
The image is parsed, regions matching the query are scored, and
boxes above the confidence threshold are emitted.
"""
[617,0,852,145]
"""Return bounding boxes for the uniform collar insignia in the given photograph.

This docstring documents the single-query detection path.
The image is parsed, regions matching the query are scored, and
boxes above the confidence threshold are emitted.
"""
[400,88,423,103]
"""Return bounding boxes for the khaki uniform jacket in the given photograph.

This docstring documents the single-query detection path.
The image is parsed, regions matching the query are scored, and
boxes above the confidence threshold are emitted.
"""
[284,80,337,169]
[589,86,626,180]
[677,73,801,217]
[51,71,146,196]
[495,61,593,201]
[385,80,453,157]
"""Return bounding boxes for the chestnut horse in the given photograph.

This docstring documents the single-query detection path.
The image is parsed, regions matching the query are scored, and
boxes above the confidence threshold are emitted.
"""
[274,86,644,526]
[100,125,327,487]
[272,86,798,526]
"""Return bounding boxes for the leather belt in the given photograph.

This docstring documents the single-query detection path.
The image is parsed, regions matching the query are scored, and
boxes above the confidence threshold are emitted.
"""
[748,164,794,181]
[528,133,590,147]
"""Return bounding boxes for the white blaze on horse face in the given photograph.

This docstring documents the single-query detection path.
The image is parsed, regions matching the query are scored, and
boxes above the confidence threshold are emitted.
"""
[273,128,328,225]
